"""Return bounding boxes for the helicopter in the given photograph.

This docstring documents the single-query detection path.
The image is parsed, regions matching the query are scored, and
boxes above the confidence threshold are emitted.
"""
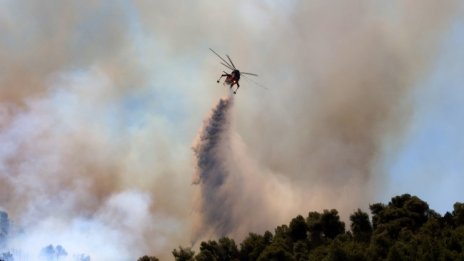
[209,48,259,94]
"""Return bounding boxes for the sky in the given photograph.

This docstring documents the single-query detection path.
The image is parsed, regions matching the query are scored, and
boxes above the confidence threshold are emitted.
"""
[384,17,464,213]
[0,0,463,260]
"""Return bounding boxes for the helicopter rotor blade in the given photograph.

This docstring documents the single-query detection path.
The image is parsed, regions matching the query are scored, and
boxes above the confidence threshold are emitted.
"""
[226,55,237,69]
[242,75,268,90]
[241,72,258,77]
[209,48,233,68]
[220,62,234,70]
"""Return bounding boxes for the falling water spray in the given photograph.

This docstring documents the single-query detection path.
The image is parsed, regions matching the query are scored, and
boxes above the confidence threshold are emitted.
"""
[191,95,237,242]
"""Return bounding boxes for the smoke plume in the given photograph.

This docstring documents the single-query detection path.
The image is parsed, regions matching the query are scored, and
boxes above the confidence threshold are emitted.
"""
[191,95,299,243]
[0,0,462,259]
[192,96,235,241]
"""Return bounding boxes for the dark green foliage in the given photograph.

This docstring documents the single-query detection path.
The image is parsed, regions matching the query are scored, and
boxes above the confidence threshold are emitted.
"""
[257,239,295,261]
[324,241,349,261]
[293,241,309,261]
[367,194,433,259]
[173,246,195,261]
[453,202,464,226]
[289,215,308,242]
[306,209,345,242]
[370,203,386,229]
[320,209,345,239]
[273,225,294,250]
[240,232,272,261]
[195,237,239,261]
[138,194,464,261]
[306,211,323,247]
[350,209,372,243]
[137,255,160,261]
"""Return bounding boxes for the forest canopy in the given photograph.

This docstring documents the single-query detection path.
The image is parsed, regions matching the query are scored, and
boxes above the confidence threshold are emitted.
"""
[139,194,464,261]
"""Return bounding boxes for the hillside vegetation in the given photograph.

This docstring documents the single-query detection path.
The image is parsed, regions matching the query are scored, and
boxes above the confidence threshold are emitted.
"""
[140,194,464,261]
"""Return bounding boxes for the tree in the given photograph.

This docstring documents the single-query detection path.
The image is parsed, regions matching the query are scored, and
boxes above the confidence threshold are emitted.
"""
[195,237,239,261]
[137,255,160,261]
[257,240,295,261]
[306,211,323,246]
[289,215,308,242]
[293,241,309,261]
[172,246,195,261]
[320,209,345,239]
[0,252,13,261]
[404,196,429,229]
[240,232,272,261]
[273,225,293,250]
[452,202,464,226]
[370,194,430,235]
[218,237,240,260]
[40,244,68,260]
[390,194,412,208]
[350,209,372,243]
[324,241,349,261]
[136,194,464,261]
[370,203,386,229]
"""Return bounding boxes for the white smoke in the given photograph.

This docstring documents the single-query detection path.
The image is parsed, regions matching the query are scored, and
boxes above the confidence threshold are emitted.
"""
[0,69,189,260]
[10,191,158,260]
[0,1,461,259]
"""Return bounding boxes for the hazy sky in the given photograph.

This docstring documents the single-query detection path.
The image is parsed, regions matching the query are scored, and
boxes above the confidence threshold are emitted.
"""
[0,0,463,259]
[384,17,464,213]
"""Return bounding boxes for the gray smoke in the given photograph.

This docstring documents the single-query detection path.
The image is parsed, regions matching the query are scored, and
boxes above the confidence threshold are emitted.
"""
[0,0,462,259]
[191,95,299,243]
[192,96,236,241]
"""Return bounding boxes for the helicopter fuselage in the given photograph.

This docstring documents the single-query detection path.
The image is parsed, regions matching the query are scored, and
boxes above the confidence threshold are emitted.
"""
[225,69,240,86]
